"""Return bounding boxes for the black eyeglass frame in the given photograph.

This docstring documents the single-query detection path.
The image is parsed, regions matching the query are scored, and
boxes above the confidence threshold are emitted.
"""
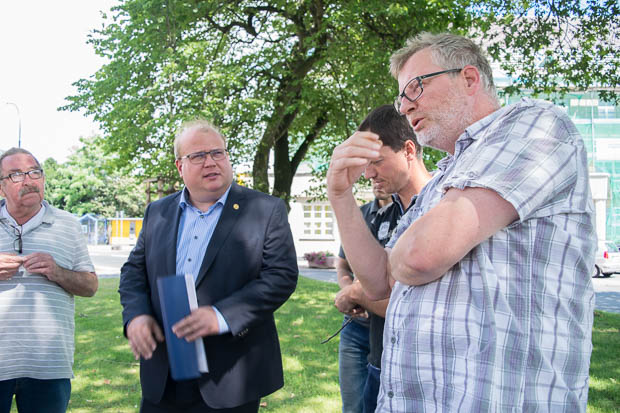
[0,222,23,254]
[13,228,22,254]
[0,169,44,183]
[177,149,228,165]
[394,68,463,112]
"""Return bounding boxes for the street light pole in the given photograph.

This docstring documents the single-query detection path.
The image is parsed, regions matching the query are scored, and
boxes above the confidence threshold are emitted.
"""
[5,102,22,148]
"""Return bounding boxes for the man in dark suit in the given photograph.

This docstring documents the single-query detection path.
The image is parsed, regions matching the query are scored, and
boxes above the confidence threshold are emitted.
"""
[119,120,298,413]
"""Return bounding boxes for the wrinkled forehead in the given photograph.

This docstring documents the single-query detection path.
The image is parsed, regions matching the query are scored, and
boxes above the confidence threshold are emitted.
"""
[0,153,39,175]
[397,48,440,88]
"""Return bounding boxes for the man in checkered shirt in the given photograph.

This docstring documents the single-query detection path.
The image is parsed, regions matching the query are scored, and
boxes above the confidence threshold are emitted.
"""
[327,32,596,412]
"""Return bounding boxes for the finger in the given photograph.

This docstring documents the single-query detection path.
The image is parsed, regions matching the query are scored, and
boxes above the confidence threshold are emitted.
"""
[23,254,50,267]
[342,131,382,150]
[0,253,24,263]
[0,262,21,271]
[184,331,199,342]
[344,130,381,146]
[133,325,158,358]
[21,253,38,263]
[128,341,141,360]
[21,257,38,269]
[0,263,22,271]
[152,323,165,342]
[172,314,198,337]
[134,334,154,359]
[0,272,16,280]
[338,145,381,161]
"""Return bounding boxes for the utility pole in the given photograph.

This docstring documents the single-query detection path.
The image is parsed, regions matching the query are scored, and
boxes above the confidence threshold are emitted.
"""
[5,102,22,148]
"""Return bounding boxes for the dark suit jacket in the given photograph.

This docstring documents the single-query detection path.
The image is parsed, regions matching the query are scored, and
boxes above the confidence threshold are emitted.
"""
[119,183,298,408]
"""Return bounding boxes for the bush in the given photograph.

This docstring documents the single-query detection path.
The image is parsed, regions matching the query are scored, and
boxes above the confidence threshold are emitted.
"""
[303,251,334,266]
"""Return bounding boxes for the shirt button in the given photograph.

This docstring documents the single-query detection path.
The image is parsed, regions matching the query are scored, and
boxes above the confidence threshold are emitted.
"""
[194,236,198,239]
[188,258,192,262]
[388,391,394,398]
[402,290,407,296]
[391,337,396,344]
[199,215,204,219]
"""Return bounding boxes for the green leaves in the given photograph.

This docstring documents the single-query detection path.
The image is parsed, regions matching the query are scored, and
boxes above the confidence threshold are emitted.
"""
[473,0,619,104]
[43,136,147,217]
[62,0,618,206]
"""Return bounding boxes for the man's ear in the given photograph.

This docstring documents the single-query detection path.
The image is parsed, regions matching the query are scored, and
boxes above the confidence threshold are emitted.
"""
[461,65,481,95]
[175,159,183,178]
[404,140,417,160]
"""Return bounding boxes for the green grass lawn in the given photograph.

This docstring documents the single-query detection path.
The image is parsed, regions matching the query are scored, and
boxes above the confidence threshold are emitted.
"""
[59,277,620,412]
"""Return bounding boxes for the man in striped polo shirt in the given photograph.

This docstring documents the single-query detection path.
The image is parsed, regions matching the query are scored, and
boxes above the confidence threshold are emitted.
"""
[0,147,98,413]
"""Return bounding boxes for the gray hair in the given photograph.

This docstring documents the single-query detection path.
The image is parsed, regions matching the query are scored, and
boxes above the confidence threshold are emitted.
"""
[390,32,498,101]
[173,120,226,158]
[0,147,41,176]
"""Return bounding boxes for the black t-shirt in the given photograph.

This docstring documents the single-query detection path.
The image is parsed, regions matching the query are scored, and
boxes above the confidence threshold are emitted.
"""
[366,194,416,368]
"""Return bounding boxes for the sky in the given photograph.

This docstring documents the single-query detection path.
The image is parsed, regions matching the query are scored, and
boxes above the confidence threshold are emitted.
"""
[0,0,117,163]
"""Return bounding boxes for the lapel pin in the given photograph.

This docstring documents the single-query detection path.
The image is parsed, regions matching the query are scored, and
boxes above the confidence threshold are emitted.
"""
[233,203,239,210]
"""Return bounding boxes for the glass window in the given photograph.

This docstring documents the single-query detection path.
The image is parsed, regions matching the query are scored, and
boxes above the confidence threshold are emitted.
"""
[301,203,335,240]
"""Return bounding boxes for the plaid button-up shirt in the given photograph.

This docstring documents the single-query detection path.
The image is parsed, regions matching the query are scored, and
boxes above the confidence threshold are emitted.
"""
[379,98,596,412]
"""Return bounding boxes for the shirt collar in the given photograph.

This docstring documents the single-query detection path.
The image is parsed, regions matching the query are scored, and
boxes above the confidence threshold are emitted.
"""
[0,199,49,234]
[368,198,382,214]
[178,185,232,213]
[388,192,418,214]
[436,104,510,171]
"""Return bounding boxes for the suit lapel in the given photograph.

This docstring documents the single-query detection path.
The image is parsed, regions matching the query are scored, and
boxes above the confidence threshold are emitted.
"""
[195,184,245,287]
[162,192,183,276]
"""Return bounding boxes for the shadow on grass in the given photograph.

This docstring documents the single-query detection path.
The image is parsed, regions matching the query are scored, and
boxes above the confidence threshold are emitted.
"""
[70,277,620,413]
[72,278,141,412]
[261,277,342,412]
[72,277,620,412]
[72,277,343,412]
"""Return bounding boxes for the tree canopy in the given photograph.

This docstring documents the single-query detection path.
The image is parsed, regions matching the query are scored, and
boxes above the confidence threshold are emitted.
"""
[63,0,619,205]
[43,136,146,217]
[475,0,619,102]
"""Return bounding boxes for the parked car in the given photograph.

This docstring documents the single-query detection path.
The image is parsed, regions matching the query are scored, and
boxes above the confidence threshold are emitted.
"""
[594,240,620,277]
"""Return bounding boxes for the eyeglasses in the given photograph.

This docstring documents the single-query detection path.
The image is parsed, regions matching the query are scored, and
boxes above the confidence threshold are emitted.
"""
[0,169,44,183]
[1,222,23,254]
[394,68,462,112]
[321,317,353,344]
[178,149,228,164]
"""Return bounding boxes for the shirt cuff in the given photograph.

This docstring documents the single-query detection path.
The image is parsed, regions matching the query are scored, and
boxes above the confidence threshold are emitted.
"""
[212,306,230,334]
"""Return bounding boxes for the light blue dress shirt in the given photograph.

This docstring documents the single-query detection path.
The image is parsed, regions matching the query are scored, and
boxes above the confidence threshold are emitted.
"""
[176,186,231,333]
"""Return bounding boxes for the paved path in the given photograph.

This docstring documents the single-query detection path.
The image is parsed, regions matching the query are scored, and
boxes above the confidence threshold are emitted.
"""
[89,245,620,314]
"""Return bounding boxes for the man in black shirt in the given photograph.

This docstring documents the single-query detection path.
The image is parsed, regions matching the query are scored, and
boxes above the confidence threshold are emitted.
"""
[335,193,390,413]
[334,104,432,413]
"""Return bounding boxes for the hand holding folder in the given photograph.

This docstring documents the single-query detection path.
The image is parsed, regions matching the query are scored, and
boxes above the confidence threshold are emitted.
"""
[157,274,209,381]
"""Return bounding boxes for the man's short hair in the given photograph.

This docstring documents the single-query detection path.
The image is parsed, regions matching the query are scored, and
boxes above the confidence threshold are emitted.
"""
[173,120,226,158]
[358,105,422,159]
[390,32,497,101]
[0,148,41,176]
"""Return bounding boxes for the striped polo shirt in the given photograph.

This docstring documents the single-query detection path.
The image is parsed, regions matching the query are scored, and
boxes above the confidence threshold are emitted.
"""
[0,200,94,380]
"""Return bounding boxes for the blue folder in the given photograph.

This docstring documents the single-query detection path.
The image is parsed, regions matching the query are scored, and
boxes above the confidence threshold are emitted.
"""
[157,274,209,381]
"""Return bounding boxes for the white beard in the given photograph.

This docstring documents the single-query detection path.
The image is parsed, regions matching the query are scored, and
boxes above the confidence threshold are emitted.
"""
[413,89,474,152]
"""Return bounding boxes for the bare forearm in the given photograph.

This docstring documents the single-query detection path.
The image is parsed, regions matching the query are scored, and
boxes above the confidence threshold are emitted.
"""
[53,268,98,297]
[357,296,388,318]
[390,187,519,286]
[344,280,389,317]
[336,257,354,289]
[330,193,390,300]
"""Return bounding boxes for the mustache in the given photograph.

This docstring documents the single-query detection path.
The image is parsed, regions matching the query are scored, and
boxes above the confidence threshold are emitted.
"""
[19,186,40,196]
